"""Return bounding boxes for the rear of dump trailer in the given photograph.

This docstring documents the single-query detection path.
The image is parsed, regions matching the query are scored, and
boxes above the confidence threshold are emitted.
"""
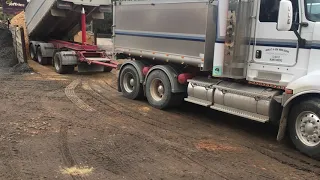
[26,0,111,40]
[25,0,118,73]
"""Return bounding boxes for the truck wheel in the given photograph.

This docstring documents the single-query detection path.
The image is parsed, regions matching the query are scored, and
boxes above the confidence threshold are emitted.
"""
[146,70,183,109]
[289,98,320,159]
[119,65,143,99]
[53,52,74,74]
[36,46,48,65]
[29,44,36,61]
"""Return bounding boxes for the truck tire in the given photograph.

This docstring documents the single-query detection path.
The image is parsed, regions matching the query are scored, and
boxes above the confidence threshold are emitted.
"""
[53,52,74,74]
[146,70,183,109]
[29,44,36,61]
[119,65,143,99]
[289,98,320,159]
[36,46,48,65]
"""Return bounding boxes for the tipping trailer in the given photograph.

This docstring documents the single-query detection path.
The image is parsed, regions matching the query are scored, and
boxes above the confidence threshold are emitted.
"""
[116,0,320,158]
[26,0,117,73]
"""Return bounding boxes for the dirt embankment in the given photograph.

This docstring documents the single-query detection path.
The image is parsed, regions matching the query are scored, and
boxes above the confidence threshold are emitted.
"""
[0,23,32,73]
[0,25,18,68]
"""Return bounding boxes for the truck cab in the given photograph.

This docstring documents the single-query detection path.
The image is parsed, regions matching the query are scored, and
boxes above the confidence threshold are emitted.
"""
[115,0,320,158]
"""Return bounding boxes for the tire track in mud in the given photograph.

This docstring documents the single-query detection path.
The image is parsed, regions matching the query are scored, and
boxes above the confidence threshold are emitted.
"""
[59,123,87,180]
[65,79,95,112]
[42,87,141,180]
[88,79,320,177]
[87,80,200,138]
[85,80,198,142]
[243,144,320,175]
[0,128,21,180]
[96,79,220,130]
[81,81,202,179]
[42,78,319,179]
[41,89,90,180]
[81,80,232,180]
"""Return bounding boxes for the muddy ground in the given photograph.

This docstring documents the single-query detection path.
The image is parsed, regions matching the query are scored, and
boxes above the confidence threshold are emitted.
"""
[0,61,319,180]
[0,30,320,179]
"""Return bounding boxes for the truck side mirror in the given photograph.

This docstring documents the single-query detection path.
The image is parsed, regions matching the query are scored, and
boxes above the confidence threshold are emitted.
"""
[277,0,293,31]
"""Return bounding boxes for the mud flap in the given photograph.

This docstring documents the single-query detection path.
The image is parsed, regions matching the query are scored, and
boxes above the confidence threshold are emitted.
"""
[277,107,289,141]
[78,64,104,73]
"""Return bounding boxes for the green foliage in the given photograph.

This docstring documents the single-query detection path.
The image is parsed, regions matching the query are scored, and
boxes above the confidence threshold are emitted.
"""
[93,12,113,34]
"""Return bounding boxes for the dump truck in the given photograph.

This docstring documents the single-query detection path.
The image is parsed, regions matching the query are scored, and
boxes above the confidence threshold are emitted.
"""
[25,0,117,73]
[115,0,320,158]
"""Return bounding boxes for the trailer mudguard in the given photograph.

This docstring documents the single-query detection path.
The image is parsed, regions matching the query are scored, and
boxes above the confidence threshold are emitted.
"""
[37,43,55,58]
[117,60,146,92]
[145,65,186,93]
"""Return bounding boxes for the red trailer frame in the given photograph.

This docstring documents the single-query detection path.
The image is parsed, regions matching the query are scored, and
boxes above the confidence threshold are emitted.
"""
[49,7,118,70]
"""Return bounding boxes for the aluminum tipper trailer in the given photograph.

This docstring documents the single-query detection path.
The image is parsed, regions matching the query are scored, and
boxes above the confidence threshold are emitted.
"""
[26,0,117,73]
[115,0,320,159]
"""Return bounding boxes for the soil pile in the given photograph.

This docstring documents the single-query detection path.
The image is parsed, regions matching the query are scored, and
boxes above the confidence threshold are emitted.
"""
[74,31,95,45]
[10,62,33,73]
[0,25,18,68]
[0,23,32,73]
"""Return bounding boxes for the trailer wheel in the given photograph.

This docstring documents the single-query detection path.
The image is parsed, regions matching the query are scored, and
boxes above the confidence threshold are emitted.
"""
[289,98,320,159]
[146,70,183,109]
[53,52,74,74]
[119,65,143,99]
[36,46,48,65]
[29,44,36,61]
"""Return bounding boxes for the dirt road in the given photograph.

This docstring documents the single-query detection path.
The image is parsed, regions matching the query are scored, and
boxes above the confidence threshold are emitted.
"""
[0,60,319,180]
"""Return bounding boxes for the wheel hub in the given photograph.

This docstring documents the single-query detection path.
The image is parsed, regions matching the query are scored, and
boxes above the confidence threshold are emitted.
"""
[158,85,164,96]
[296,112,320,147]
[38,53,42,63]
[129,78,135,87]
[305,123,315,135]
[123,72,135,93]
[30,51,34,59]
[150,79,165,101]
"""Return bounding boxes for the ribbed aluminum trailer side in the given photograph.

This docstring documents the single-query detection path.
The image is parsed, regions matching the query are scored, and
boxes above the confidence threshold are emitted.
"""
[114,0,217,71]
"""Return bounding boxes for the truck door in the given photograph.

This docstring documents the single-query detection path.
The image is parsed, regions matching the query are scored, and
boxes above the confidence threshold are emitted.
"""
[252,0,299,66]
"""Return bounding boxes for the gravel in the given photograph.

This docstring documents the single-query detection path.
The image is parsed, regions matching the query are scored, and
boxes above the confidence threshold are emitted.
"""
[0,26,18,68]
[9,63,33,73]
[0,23,33,74]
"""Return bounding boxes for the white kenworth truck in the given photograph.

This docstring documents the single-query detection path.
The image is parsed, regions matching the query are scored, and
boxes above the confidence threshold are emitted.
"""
[115,0,320,158]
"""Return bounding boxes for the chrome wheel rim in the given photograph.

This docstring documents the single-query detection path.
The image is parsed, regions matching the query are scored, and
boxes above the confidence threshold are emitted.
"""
[54,55,60,71]
[30,48,35,59]
[123,72,135,93]
[37,51,42,63]
[150,78,164,102]
[296,111,320,147]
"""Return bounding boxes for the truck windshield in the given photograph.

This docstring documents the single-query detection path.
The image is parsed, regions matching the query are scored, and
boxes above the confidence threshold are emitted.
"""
[305,0,320,22]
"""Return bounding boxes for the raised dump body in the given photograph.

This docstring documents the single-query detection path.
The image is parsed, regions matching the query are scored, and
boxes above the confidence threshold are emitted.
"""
[25,0,111,40]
